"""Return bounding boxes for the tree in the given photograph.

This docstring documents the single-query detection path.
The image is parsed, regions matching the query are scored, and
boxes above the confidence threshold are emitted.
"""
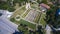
[13,0,28,6]
[41,0,47,4]
[46,6,58,28]
[37,0,42,4]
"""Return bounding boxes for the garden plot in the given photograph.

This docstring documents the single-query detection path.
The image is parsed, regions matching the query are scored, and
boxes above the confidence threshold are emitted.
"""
[39,13,46,27]
[25,9,40,23]
[22,9,31,18]
[11,6,26,18]
[20,19,36,29]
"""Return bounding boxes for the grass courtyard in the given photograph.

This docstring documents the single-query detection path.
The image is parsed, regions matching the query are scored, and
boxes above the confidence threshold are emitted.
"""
[34,12,41,23]
[11,5,26,18]
[10,3,47,34]
[22,9,31,18]
[39,13,46,27]
[20,19,36,30]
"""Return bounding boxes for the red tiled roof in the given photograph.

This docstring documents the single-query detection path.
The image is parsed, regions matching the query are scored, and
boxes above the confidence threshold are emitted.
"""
[40,3,50,9]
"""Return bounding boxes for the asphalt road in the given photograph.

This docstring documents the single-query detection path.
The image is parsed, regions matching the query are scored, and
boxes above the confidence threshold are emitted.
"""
[0,17,18,34]
[0,10,18,34]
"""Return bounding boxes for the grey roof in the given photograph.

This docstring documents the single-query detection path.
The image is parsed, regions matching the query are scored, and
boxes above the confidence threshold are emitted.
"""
[0,10,18,34]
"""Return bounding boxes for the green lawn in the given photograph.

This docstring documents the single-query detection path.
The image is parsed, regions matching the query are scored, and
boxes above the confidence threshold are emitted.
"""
[18,6,26,15]
[20,19,36,30]
[10,18,20,25]
[34,12,41,23]
[22,9,31,18]
[39,13,46,27]
[31,3,39,10]
[11,5,26,18]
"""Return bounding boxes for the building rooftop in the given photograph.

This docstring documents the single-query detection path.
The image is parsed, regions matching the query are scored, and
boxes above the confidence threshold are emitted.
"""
[40,3,50,9]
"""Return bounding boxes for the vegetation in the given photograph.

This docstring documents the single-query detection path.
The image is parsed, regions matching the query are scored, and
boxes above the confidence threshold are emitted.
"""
[14,0,29,6]
[18,24,29,34]
[10,18,16,22]
[10,18,20,24]
[45,5,59,28]
[37,0,41,4]
[19,19,36,29]
[8,7,15,12]
[0,1,15,12]
[41,0,47,4]
[34,12,41,23]
[22,9,31,18]
[11,6,26,18]
[39,13,46,27]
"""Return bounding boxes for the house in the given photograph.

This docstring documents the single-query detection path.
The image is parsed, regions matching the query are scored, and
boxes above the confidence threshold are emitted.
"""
[40,3,50,11]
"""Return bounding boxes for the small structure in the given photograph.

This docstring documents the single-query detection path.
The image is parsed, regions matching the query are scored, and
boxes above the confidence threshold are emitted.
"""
[26,3,31,10]
[10,0,14,6]
[15,15,20,21]
[45,25,52,34]
[40,3,50,11]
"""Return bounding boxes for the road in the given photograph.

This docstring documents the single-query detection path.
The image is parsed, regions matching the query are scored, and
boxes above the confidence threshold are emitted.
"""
[0,20,14,33]
[0,18,18,32]
[0,10,18,34]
